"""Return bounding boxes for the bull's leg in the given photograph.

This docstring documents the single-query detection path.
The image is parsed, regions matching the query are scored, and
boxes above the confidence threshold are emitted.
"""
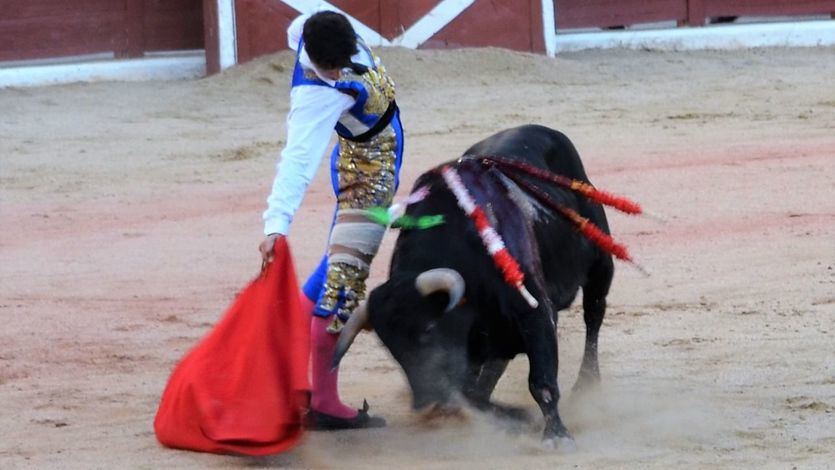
[472,358,508,402]
[464,359,531,423]
[573,256,613,393]
[521,311,574,448]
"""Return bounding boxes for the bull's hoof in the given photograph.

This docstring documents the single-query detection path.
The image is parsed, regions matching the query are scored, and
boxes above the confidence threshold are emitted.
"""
[542,435,577,452]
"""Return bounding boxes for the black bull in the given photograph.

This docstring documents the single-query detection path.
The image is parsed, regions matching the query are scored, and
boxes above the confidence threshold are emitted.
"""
[334,125,615,447]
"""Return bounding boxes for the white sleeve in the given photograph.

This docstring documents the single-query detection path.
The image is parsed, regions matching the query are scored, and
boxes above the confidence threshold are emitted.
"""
[263,86,355,235]
[287,14,309,51]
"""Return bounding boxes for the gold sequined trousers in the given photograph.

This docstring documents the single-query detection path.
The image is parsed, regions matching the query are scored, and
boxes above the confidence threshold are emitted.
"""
[315,123,400,331]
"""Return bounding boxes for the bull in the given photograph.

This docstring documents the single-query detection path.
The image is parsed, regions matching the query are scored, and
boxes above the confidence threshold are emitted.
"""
[334,125,616,448]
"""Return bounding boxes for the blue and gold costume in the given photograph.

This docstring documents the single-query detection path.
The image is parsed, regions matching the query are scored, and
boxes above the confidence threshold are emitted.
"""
[294,39,404,331]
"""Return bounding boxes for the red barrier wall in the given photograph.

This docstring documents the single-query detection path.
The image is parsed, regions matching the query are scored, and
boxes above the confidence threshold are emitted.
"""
[2,0,831,70]
[555,0,835,28]
[233,0,297,64]
[555,0,686,29]
[0,0,204,63]
[233,0,546,64]
[701,0,835,22]
[424,0,545,52]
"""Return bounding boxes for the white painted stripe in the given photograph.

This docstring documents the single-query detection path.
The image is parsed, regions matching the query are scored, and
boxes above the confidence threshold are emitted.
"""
[280,0,391,46]
[541,0,557,57]
[392,0,475,49]
[552,20,835,53]
[1,52,113,68]
[0,53,206,88]
[218,0,238,69]
[280,0,473,49]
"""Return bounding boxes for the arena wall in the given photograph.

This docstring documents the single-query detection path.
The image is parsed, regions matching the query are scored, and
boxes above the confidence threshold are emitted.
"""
[0,0,204,63]
[0,0,833,86]
[231,0,547,65]
[227,0,835,68]
[556,0,835,28]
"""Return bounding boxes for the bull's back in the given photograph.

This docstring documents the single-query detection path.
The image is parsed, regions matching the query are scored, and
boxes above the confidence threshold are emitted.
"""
[466,125,609,233]
[464,125,591,184]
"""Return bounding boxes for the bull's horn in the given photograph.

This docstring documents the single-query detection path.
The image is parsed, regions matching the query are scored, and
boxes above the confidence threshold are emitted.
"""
[415,268,465,312]
[332,303,371,370]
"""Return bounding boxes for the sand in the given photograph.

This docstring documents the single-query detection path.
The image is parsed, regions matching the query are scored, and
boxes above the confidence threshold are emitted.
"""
[1,46,834,469]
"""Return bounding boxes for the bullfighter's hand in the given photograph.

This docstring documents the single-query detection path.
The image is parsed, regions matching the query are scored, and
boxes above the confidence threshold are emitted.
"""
[259,233,283,264]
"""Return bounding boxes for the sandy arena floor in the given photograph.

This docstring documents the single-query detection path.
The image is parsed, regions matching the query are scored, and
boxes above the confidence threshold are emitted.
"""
[1,46,834,469]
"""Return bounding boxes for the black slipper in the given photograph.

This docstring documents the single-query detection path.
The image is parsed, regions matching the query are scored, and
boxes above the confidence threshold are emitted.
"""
[304,399,386,431]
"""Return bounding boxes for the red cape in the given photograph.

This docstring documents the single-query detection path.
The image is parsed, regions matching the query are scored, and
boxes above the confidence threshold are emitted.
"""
[154,238,310,455]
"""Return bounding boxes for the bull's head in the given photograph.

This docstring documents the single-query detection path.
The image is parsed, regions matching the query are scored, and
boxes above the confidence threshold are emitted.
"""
[333,268,472,410]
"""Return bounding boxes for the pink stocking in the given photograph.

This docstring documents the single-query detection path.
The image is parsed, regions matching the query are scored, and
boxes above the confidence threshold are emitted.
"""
[305,296,358,419]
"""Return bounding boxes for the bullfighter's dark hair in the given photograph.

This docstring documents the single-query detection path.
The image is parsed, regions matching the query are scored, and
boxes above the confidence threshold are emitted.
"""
[303,11,358,70]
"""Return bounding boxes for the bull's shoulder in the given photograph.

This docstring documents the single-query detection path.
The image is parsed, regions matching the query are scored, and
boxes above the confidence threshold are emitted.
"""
[462,129,588,185]
[464,125,569,156]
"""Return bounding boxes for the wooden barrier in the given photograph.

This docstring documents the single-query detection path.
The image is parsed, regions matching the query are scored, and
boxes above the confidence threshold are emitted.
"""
[555,0,686,29]
[233,0,298,64]
[555,0,834,28]
[233,0,546,64]
[699,0,835,24]
[1,0,832,72]
[0,0,204,63]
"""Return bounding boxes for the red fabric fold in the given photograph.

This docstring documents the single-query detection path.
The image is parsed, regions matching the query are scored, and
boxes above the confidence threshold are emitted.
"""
[154,238,310,455]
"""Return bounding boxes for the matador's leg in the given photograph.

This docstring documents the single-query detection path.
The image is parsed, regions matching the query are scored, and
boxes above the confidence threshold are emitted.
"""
[316,208,387,332]
[315,129,398,332]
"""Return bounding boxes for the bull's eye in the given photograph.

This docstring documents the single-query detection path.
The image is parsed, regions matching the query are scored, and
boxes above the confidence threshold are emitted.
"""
[424,322,437,334]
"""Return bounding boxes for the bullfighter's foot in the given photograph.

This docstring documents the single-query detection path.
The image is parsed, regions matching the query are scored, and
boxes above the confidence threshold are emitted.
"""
[305,399,386,431]
[542,435,577,452]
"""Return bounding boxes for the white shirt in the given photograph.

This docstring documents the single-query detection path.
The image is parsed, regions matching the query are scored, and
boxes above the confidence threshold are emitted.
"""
[262,14,374,236]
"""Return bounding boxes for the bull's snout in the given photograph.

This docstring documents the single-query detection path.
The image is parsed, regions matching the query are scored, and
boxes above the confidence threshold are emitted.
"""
[403,355,460,411]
